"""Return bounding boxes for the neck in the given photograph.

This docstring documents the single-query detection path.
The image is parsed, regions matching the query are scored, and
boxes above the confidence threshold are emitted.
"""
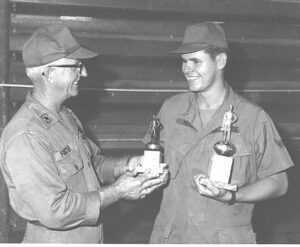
[197,80,227,110]
[32,89,64,114]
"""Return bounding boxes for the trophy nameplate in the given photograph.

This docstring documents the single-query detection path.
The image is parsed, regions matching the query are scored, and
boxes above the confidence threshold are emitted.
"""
[137,115,164,174]
[209,105,238,191]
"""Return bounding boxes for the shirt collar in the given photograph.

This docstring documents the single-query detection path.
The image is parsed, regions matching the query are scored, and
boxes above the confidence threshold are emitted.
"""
[177,83,241,131]
[25,92,67,129]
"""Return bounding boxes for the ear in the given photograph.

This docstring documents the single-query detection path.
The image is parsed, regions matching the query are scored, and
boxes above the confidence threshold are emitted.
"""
[216,53,227,70]
[42,68,54,84]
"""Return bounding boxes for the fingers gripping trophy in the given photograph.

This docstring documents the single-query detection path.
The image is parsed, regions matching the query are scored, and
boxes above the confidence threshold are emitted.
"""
[209,105,238,191]
[136,115,164,174]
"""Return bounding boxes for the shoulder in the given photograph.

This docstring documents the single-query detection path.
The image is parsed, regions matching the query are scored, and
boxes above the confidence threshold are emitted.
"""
[156,92,195,136]
[232,92,277,138]
[234,92,266,120]
[234,91,261,112]
[1,104,47,148]
[161,92,193,113]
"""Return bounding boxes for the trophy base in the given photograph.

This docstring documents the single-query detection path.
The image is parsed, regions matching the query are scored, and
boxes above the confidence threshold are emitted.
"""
[210,153,233,183]
[209,153,237,191]
[212,181,238,192]
[136,164,164,174]
[195,175,238,192]
[136,149,164,174]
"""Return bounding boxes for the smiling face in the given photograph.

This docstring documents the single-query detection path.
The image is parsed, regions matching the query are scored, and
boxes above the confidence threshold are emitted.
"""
[47,58,87,100]
[181,49,226,93]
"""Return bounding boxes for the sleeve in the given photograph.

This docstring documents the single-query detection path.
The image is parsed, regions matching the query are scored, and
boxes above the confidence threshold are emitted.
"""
[88,139,127,185]
[5,133,101,230]
[254,110,294,179]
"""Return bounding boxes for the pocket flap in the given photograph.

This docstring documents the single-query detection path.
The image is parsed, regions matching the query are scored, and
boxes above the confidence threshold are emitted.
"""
[54,145,83,178]
[231,134,251,157]
[163,126,195,156]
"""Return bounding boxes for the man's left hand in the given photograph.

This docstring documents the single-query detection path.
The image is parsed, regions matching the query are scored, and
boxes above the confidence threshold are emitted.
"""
[126,155,144,176]
[194,174,231,203]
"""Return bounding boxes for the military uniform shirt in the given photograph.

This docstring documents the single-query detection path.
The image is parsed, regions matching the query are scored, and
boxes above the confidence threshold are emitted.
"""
[0,93,117,243]
[148,86,294,244]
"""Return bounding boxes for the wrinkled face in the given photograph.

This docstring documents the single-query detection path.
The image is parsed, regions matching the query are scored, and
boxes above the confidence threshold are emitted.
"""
[44,58,87,99]
[181,50,219,93]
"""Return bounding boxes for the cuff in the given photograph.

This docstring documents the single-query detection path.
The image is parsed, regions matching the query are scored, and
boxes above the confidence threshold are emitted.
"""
[84,191,101,225]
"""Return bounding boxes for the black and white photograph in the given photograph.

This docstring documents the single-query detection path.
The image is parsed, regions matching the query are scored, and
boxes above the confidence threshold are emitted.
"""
[0,0,299,244]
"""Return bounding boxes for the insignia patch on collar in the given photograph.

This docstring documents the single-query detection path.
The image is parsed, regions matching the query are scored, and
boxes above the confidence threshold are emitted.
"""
[41,113,52,124]
[60,145,71,157]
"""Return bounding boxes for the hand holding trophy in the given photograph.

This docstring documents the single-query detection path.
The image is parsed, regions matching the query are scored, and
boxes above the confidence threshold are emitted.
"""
[136,115,164,174]
[208,105,238,191]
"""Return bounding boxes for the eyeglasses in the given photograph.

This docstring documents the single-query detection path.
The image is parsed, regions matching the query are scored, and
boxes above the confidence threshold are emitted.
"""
[42,62,84,76]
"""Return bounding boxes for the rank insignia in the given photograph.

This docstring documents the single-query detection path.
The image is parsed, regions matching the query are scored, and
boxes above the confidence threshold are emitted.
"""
[41,113,52,124]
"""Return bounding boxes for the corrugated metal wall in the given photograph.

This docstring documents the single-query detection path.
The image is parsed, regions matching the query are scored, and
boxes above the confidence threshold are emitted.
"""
[1,0,300,243]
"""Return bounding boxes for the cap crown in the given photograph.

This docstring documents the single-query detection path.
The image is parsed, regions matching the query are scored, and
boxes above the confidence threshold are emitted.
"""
[171,22,228,54]
[22,25,98,67]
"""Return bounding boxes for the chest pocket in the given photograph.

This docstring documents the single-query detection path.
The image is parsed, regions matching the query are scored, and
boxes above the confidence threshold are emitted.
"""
[163,126,195,179]
[54,145,84,179]
[78,130,94,159]
[230,133,253,187]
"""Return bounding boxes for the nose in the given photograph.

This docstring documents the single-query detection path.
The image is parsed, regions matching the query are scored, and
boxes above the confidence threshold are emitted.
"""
[79,65,87,77]
[183,60,194,73]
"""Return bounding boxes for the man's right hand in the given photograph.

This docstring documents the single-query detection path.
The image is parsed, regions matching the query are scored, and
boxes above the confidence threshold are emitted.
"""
[114,168,168,200]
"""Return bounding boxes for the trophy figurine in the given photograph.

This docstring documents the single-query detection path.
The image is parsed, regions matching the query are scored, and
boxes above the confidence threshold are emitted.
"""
[136,115,164,174]
[209,105,238,191]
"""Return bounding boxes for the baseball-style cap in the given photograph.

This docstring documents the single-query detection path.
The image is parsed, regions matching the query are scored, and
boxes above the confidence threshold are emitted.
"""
[22,24,98,68]
[171,22,228,54]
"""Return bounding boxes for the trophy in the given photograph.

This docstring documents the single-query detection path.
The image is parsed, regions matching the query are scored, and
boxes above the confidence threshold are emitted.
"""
[136,115,164,174]
[209,105,238,191]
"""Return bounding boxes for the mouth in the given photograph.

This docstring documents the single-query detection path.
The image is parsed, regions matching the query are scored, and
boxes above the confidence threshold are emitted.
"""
[186,75,200,82]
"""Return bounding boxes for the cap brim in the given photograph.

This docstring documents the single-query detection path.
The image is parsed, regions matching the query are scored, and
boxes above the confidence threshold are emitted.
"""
[66,46,98,59]
[170,43,210,54]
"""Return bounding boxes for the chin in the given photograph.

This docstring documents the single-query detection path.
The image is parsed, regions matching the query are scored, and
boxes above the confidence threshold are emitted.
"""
[189,86,201,92]
[188,81,202,92]
[69,91,79,97]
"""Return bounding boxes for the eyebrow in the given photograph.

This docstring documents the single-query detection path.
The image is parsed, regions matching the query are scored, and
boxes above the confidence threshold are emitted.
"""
[182,58,202,63]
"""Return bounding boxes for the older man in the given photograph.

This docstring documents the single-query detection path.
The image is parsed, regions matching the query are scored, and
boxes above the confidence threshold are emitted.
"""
[0,24,168,243]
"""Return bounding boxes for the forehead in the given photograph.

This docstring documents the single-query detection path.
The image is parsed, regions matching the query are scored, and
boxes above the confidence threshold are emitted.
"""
[181,50,210,60]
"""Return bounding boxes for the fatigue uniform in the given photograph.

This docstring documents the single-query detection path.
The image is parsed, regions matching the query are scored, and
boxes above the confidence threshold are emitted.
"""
[149,86,294,244]
[0,93,118,243]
